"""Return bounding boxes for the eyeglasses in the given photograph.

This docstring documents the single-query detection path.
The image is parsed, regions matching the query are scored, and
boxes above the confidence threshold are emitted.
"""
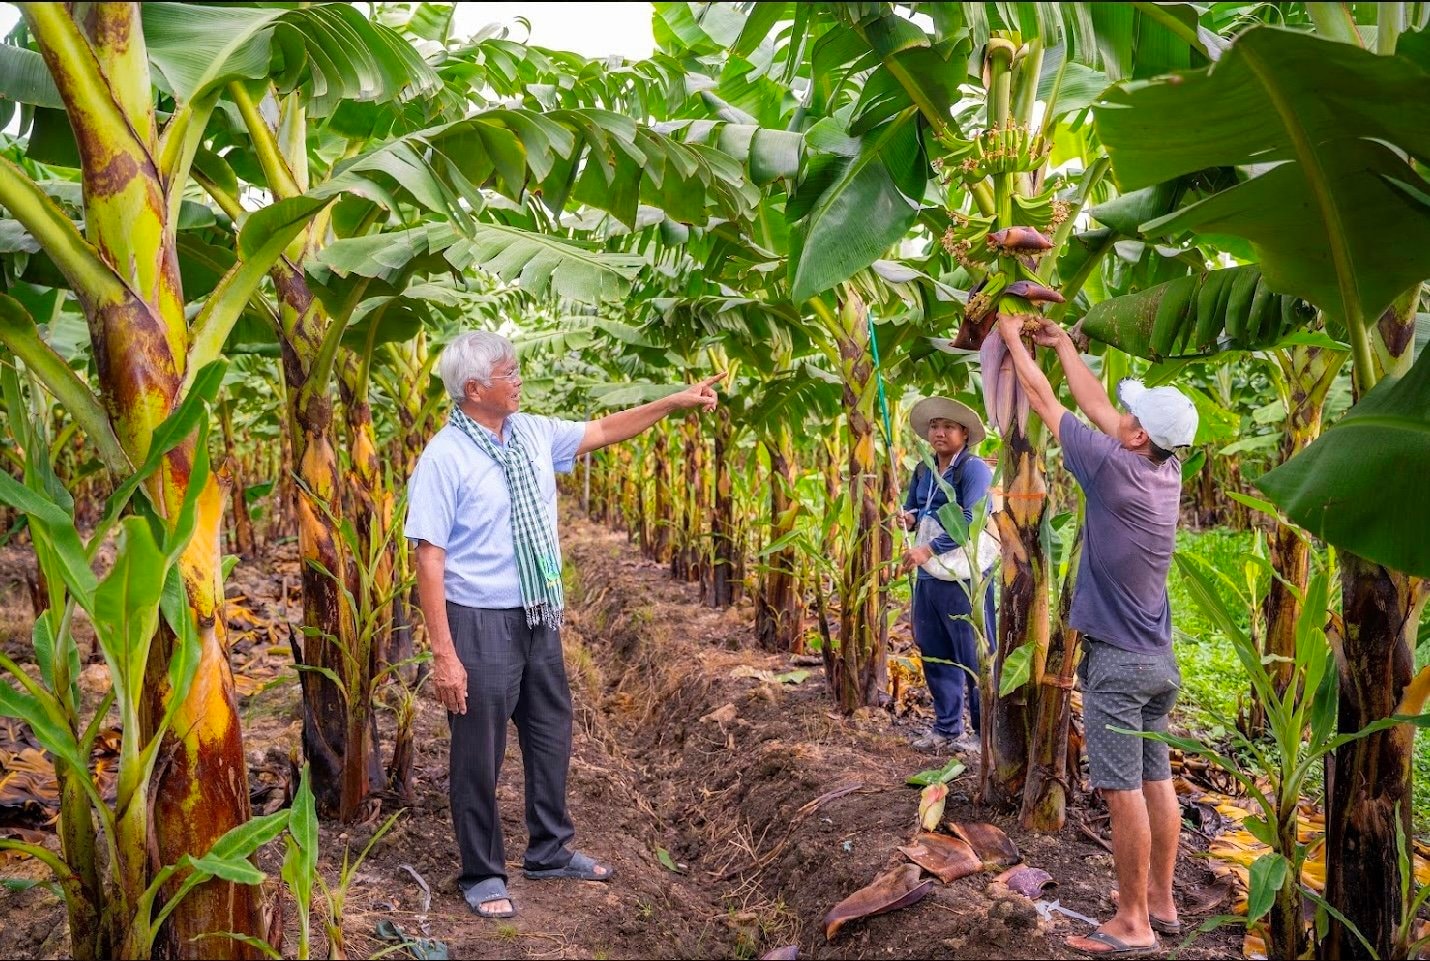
[489,366,522,383]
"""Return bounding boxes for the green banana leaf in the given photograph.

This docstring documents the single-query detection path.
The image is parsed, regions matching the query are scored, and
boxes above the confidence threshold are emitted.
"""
[142,3,438,110]
[1095,27,1430,327]
[788,111,927,303]
[1256,347,1430,578]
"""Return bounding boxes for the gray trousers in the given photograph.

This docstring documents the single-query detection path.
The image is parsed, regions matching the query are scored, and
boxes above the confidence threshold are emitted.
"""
[446,603,576,889]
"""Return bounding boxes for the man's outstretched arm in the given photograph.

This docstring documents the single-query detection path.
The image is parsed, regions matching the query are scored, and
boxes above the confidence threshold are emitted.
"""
[576,373,724,456]
[1038,322,1121,436]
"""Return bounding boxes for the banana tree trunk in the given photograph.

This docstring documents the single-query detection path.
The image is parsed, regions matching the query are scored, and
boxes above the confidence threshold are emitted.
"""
[218,395,255,558]
[1271,811,1308,961]
[1323,291,1423,960]
[1322,556,1426,960]
[21,5,260,955]
[706,406,735,608]
[621,446,638,540]
[273,268,367,822]
[1020,521,1082,831]
[339,356,397,660]
[272,364,299,542]
[985,408,1049,807]
[756,429,804,653]
[651,428,672,563]
[674,414,705,582]
[55,757,103,959]
[827,292,888,711]
[1261,342,1342,705]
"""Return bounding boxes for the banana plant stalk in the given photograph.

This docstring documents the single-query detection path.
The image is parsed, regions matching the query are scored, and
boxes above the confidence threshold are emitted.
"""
[221,81,376,822]
[1020,508,1084,831]
[0,3,339,952]
[1257,335,1346,715]
[811,290,890,710]
[1322,280,1426,959]
[755,424,806,652]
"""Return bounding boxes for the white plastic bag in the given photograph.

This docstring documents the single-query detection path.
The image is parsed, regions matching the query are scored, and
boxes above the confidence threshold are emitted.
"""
[915,515,1000,583]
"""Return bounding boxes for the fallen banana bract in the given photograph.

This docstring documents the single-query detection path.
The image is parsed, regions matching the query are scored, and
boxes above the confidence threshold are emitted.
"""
[997,864,1056,898]
[949,820,1021,870]
[823,863,935,940]
[898,832,984,883]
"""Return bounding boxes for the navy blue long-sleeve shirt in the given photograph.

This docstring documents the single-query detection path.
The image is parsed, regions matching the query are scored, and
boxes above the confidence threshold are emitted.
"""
[903,448,994,577]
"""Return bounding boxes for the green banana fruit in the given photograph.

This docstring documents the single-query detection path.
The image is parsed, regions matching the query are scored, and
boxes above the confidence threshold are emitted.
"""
[1150,274,1197,357]
[1081,265,1311,360]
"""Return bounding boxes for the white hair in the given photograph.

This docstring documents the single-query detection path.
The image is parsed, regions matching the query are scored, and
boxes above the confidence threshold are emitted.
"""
[438,331,516,401]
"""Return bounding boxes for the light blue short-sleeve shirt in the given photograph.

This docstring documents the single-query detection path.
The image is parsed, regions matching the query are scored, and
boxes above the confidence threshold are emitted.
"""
[404,412,587,609]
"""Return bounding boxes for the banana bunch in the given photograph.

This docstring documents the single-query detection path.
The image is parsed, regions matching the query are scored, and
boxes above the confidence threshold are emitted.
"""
[939,211,997,267]
[1012,186,1072,234]
[1081,265,1314,361]
[935,121,1052,185]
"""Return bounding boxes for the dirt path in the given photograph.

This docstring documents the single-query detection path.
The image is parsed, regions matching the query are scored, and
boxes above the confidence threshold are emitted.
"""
[0,513,1243,959]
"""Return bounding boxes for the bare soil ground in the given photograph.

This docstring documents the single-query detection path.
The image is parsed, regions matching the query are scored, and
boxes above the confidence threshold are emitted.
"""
[0,513,1243,960]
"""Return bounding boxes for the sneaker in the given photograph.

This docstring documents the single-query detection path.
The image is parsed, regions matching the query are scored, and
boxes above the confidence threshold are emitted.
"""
[949,732,980,754]
[910,730,956,753]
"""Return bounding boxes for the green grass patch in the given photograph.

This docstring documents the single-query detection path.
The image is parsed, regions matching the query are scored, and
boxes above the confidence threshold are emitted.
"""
[1170,527,1430,833]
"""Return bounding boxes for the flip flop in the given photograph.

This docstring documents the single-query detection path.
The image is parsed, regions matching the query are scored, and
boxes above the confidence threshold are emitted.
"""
[1110,890,1181,935]
[523,850,614,882]
[462,877,517,919]
[1068,930,1160,957]
[1148,915,1181,937]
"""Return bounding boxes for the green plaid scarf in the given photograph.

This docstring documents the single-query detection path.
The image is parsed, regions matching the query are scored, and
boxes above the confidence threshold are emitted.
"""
[450,407,564,629]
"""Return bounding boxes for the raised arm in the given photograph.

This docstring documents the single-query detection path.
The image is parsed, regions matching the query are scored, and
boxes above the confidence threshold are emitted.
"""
[1038,322,1121,436]
[575,373,724,456]
[996,314,1068,442]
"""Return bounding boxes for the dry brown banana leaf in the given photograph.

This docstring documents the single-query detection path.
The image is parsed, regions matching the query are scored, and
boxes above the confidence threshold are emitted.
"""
[949,821,1020,870]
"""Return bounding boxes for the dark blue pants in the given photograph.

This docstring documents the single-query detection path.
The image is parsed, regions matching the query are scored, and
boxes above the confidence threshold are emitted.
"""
[913,575,996,737]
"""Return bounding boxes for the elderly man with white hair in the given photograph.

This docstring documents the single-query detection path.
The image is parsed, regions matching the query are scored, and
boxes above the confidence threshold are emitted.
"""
[405,330,721,920]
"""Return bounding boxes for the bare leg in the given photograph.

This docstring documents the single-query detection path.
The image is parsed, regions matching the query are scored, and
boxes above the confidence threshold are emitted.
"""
[1144,778,1180,923]
[1068,788,1156,951]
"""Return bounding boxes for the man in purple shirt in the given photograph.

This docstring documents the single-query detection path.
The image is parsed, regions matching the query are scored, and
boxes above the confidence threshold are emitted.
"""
[996,313,1197,958]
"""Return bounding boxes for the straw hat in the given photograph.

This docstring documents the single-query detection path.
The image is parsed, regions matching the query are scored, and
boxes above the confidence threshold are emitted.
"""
[909,396,987,447]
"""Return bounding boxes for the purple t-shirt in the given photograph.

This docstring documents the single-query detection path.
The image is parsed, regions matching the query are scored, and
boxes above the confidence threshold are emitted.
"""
[1060,412,1181,653]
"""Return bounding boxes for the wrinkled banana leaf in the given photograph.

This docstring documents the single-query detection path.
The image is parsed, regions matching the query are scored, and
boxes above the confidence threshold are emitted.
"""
[949,821,1021,870]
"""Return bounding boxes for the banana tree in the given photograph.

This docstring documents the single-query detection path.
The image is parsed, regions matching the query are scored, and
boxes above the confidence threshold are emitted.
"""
[192,19,756,814]
[0,2,407,950]
[1090,21,1430,956]
[0,357,299,960]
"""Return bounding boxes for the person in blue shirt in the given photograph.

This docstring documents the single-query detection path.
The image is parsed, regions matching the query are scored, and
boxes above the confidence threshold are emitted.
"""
[405,331,722,920]
[899,397,996,755]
